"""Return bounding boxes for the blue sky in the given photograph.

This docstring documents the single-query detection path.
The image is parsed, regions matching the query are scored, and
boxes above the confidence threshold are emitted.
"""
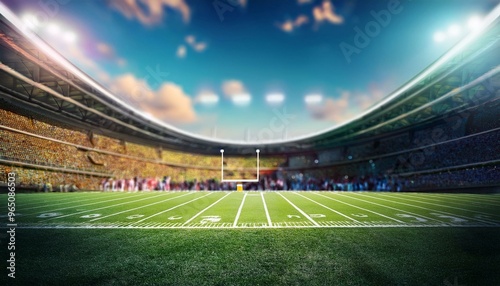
[3,0,497,142]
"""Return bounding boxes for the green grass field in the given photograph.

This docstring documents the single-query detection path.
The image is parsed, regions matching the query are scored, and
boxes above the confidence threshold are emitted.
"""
[1,191,500,285]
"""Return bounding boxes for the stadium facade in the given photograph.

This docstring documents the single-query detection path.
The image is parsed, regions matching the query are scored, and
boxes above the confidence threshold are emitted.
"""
[0,8,499,192]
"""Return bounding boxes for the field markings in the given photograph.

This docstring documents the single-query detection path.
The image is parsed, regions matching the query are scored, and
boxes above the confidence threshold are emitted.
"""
[233,192,248,227]
[131,192,214,225]
[14,193,117,208]
[42,193,169,221]
[417,193,500,208]
[292,192,359,222]
[358,193,498,225]
[90,192,195,222]
[22,193,147,216]
[277,192,319,226]
[183,192,232,226]
[334,193,447,225]
[398,193,500,216]
[16,193,128,212]
[375,193,500,223]
[261,192,272,227]
[312,193,405,223]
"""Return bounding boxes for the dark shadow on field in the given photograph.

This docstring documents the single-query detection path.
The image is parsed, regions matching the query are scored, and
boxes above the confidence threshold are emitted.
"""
[1,227,499,285]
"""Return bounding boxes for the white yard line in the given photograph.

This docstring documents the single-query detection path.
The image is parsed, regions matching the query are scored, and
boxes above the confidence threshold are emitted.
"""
[261,192,272,227]
[293,192,359,222]
[131,192,214,225]
[312,193,405,223]
[398,193,500,214]
[18,193,124,211]
[24,193,147,215]
[277,192,319,226]
[90,192,195,221]
[183,192,232,226]
[233,192,248,227]
[43,193,169,220]
[358,193,498,225]
[335,193,447,224]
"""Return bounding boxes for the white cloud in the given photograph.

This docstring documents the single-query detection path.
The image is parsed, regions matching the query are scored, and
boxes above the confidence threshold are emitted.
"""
[313,1,343,25]
[277,15,309,33]
[110,74,196,123]
[96,42,127,67]
[307,85,387,124]
[176,45,187,58]
[183,35,207,54]
[221,80,252,106]
[222,80,246,98]
[109,0,191,26]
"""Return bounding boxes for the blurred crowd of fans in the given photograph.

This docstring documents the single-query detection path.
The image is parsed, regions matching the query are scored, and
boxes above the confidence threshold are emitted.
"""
[0,108,498,192]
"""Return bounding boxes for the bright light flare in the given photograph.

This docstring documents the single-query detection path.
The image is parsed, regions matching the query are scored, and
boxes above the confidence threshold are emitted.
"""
[232,93,251,106]
[447,24,461,37]
[46,23,60,35]
[467,16,481,30]
[63,31,77,43]
[22,14,39,30]
[433,31,446,42]
[197,92,219,105]
[265,93,285,104]
[304,94,323,105]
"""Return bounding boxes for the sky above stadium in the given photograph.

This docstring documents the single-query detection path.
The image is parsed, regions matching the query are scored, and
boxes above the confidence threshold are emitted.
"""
[2,0,498,142]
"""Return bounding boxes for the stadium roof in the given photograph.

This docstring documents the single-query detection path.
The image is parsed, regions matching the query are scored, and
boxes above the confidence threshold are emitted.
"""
[0,3,499,155]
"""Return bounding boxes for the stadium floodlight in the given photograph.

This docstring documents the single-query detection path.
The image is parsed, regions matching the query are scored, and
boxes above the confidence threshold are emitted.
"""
[447,24,461,37]
[22,13,39,30]
[467,16,481,30]
[197,92,219,105]
[46,23,60,35]
[304,94,323,105]
[220,149,260,183]
[232,93,251,106]
[265,93,285,104]
[433,31,446,43]
[63,31,77,43]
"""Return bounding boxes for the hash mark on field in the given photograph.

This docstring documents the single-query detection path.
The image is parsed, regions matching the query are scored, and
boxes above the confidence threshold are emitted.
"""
[261,192,272,227]
[277,192,319,226]
[233,192,248,227]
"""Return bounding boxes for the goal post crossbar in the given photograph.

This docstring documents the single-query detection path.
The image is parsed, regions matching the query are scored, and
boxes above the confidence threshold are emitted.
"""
[220,149,260,183]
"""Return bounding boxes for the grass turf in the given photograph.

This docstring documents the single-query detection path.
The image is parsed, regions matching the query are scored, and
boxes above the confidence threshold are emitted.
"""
[1,191,500,285]
[1,228,499,285]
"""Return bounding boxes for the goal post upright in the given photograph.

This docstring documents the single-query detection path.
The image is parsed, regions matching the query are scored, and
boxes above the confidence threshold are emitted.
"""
[220,149,260,183]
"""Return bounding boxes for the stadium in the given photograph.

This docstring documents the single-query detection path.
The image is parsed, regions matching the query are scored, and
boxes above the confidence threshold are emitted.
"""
[0,0,499,285]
